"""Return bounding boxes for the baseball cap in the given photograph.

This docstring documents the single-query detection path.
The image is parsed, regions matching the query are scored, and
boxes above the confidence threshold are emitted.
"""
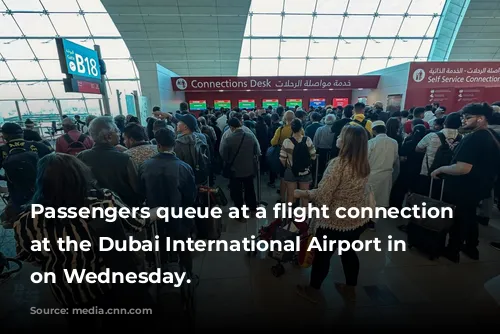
[461,103,494,119]
[372,120,385,128]
[1,122,23,136]
[177,113,198,132]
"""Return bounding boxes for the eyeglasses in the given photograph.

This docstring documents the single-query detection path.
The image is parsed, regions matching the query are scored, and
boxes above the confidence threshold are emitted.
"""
[461,115,478,121]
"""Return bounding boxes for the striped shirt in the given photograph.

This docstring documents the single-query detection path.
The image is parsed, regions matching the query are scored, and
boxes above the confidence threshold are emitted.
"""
[14,189,149,307]
[279,135,317,168]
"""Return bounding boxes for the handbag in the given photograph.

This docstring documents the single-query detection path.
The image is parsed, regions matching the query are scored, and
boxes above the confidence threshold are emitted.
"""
[222,133,246,178]
[297,218,317,268]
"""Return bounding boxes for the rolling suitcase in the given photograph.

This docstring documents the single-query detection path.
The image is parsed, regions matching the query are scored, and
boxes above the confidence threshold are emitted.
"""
[405,178,455,260]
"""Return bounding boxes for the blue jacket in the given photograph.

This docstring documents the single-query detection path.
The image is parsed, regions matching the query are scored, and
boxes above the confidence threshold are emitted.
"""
[139,152,197,238]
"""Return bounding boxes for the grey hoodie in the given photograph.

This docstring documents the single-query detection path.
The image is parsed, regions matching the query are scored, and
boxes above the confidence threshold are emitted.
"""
[174,132,207,170]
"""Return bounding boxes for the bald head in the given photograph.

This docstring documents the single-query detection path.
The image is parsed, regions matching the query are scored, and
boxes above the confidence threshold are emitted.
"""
[62,118,77,132]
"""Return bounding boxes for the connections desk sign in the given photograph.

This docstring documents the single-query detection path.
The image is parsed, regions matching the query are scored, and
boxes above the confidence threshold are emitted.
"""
[56,38,101,81]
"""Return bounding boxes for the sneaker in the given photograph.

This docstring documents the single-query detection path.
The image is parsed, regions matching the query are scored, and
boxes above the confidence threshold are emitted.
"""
[490,242,500,251]
[296,284,319,304]
[335,283,356,302]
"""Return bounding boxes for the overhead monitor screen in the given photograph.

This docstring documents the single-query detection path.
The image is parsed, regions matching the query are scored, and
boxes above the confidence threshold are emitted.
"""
[189,100,207,110]
[286,99,302,108]
[310,98,326,108]
[214,100,231,109]
[333,98,349,107]
[262,99,279,109]
[238,99,255,109]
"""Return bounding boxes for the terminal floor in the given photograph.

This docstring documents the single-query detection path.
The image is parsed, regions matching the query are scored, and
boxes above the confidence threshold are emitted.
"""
[2,177,500,330]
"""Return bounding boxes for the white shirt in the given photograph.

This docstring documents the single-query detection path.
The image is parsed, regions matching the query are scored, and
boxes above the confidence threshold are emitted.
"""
[368,134,399,207]
[368,134,399,175]
[416,128,460,176]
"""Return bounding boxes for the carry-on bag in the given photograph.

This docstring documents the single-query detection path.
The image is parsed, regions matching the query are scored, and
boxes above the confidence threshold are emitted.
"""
[405,178,455,260]
[195,176,223,240]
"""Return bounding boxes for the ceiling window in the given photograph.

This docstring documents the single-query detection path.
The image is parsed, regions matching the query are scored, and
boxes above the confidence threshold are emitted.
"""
[239,0,447,76]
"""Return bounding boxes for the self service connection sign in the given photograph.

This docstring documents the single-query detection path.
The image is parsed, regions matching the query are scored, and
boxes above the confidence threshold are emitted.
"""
[57,38,101,80]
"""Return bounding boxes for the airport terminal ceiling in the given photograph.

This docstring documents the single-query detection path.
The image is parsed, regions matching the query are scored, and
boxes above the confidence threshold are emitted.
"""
[0,0,141,120]
[1,0,499,116]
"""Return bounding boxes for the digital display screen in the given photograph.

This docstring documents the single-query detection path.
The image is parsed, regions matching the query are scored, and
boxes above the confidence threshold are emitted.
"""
[309,98,326,108]
[189,100,207,110]
[262,99,279,109]
[214,100,231,109]
[238,99,255,109]
[333,98,350,107]
[286,99,302,108]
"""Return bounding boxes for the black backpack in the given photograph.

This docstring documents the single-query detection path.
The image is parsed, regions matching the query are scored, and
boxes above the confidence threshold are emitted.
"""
[427,132,462,175]
[63,133,87,156]
[2,145,39,194]
[351,118,372,139]
[290,137,311,177]
[190,136,210,185]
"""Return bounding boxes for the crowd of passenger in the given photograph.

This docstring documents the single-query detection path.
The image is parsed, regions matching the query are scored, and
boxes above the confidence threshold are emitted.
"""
[2,99,500,328]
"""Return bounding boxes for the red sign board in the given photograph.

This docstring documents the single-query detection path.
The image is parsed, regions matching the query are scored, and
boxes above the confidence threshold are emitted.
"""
[333,98,349,107]
[455,88,485,109]
[428,88,455,105]
[408,61,500,89]
[171,76,380,92]
[76,80,101,94]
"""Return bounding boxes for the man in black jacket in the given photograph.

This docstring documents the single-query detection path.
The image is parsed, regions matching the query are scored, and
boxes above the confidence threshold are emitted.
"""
[77,116,142,208]
[139,128,197,271]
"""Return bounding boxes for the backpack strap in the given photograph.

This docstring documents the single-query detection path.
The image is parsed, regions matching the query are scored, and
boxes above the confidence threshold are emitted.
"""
[76,134,87,143]
[63,133,74,145]
[301,136,307,144]
[436,132,447,146]
[289,137,298,146]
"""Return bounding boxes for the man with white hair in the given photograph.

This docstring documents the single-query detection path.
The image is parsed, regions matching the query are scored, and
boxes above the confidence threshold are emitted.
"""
[313,113,337,181]
[77,116,142,207]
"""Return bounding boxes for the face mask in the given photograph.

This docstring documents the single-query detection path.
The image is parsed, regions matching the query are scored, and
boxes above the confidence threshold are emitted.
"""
[336,138,342,149]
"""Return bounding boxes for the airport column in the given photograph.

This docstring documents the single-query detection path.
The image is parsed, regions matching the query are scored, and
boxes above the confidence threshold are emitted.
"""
[94,45,111,116]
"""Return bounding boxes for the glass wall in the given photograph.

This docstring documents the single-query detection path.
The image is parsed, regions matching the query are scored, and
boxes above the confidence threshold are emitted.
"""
[239,0,447,76]
[0,0,141,124]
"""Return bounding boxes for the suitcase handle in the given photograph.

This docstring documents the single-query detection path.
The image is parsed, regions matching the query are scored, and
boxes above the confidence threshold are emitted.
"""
[429,177,445,201]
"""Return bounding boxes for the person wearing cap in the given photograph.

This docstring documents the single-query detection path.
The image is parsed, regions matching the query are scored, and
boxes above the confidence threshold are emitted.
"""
[367,120,399,230]
[431,103,500,262]
[221,117,260,220]
[55,118,94,155]
[174,113,208,176]
[0,122,52,222]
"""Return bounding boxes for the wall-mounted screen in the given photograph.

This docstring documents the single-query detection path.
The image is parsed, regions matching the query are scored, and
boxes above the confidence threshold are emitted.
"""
[238,99,255,109]
[286,99,302,108]
[333,98,349,107]
[262,99,279,109]
[189,100,207,110]
[214,100,231,110]
[309,98,326,108]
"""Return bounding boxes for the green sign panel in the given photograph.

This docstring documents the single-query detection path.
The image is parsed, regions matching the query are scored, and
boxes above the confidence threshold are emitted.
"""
[286,99,302,107]
[189,100,207,110]
[214,100,231,109]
